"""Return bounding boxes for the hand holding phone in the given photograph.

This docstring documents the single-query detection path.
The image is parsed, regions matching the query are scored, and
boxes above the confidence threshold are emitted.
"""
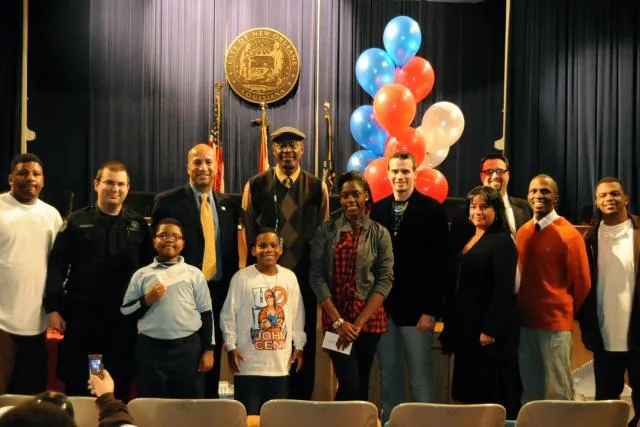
[88,368,115,398]
[88,354,104,379]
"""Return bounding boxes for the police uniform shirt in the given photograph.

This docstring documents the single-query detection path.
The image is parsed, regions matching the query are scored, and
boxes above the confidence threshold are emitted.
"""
[44,205,153,314]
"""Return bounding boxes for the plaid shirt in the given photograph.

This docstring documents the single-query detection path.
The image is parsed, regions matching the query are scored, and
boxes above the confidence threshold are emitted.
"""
[322,225,387,333]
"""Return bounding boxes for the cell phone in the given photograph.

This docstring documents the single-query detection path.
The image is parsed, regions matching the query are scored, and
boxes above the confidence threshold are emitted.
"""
[88,354,104,378]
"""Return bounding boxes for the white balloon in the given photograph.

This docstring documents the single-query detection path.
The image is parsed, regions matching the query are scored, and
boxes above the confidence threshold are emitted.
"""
[418,146,449,170]
[420,101,465,151]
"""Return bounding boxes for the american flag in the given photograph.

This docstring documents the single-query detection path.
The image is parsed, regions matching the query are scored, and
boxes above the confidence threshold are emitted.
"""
[258,106,270,173]
[208,83,225,192]
[208,132,224,193]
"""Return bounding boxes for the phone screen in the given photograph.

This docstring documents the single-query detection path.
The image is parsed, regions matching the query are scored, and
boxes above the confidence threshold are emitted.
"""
[88,354,103,377]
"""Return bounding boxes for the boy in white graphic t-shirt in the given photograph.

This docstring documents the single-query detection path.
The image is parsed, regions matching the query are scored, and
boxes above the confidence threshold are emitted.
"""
[220,228,306,415]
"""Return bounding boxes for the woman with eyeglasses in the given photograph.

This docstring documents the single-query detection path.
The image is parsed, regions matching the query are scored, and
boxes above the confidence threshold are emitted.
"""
[309,171,394,401]
[440,186,520,419]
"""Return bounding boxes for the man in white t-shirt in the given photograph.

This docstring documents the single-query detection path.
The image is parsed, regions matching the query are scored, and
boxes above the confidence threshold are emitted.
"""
[220,228,305,415]
[580,177,640,427]
[0,153,63,394]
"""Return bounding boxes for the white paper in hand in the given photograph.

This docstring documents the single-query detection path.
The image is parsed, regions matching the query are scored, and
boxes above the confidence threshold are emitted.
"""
[155,269,190,288]
[322,331,353,355]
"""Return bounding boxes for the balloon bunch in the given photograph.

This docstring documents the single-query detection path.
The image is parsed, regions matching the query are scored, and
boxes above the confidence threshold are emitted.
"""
[347,16,465,203]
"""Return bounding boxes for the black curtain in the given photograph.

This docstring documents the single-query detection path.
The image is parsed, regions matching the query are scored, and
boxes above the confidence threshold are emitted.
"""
[3,0,505,207]
[507,0,640,222]
[0,0,22,183]
[27,0,91,206]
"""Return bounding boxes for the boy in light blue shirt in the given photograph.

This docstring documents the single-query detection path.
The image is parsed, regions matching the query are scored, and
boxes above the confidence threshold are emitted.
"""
[121,218,214,398]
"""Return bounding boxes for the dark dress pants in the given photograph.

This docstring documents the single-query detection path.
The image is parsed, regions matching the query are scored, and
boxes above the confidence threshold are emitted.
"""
[594,350,640,427]
[288,289,316,400]
[204,280,227,398]
[136,333,204,398]
[328,332,380,401]
[59,306,135,400]
[234,375,289,415]
[0,329,48,394]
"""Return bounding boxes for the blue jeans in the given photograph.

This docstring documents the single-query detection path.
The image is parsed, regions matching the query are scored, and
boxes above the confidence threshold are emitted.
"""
[518,327,573,403]
[377,317,436,423]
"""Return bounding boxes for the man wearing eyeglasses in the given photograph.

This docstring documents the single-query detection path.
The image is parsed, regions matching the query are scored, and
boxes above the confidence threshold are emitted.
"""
[44,160,153,400]
[450,153,531,255]
[242,126,329,400]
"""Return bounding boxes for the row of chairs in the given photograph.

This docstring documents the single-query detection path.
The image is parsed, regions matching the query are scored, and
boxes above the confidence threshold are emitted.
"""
[0,395,631,427]
[390,400,630,427]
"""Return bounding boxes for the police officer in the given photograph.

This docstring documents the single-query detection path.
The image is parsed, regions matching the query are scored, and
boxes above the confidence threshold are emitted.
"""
[44,161,153,400]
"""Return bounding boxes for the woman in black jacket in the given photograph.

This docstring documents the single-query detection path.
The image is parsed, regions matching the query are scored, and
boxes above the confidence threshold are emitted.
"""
[441,186,520,419]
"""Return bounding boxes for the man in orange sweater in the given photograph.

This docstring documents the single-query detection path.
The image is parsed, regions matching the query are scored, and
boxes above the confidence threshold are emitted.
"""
[516,174,591,403]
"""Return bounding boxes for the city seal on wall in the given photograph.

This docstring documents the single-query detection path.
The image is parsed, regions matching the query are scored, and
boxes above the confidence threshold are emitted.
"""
[225,27,300,104]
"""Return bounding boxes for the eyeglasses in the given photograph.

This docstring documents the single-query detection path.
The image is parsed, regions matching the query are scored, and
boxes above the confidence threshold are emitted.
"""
[98,179,128,189]
[480,168,508,176]
[273,141,301,150]
[155,233,183,241]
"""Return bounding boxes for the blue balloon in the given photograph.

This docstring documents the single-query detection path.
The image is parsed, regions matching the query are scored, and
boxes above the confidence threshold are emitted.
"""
[349,105,388,156]
[347,150,379,174]
[355,48,395,98]
[383,16,421,67]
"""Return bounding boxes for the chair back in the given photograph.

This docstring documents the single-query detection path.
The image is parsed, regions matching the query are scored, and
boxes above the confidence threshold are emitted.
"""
[0,394,32,408]
[128,398,247,427]
[515,400,630,427]
[260,399,379,427]
[389,402,506,427]
[67,396,100,427]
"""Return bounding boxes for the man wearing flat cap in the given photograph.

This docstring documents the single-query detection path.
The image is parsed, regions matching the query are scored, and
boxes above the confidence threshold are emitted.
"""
[242,126,329,400]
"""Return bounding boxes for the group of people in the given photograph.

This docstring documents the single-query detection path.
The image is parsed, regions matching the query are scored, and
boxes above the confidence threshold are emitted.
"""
[444,155,638,427]
[0,126,637,425]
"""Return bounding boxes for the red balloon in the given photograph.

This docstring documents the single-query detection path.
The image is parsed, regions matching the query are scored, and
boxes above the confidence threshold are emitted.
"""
[395,57,435,103]
[415,167,448,203]
[383,127,427,165]
[373,83,416,136]
[364,157,392,202]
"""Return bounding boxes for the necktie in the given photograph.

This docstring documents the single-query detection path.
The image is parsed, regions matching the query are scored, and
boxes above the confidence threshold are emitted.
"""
[283,176,293,189]
[200,193,217,280]
[505,207,517,238]
[534,223,541,232]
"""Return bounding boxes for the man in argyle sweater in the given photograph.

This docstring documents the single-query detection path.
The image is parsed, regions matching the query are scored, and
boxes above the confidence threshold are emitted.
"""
[242,126,329,400]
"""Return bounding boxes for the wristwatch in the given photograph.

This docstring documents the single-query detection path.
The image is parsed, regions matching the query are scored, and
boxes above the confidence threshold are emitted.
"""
[332,317,345,330]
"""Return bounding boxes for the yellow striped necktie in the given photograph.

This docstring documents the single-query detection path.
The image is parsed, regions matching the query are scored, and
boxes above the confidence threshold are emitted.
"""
[200,193,217,280]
